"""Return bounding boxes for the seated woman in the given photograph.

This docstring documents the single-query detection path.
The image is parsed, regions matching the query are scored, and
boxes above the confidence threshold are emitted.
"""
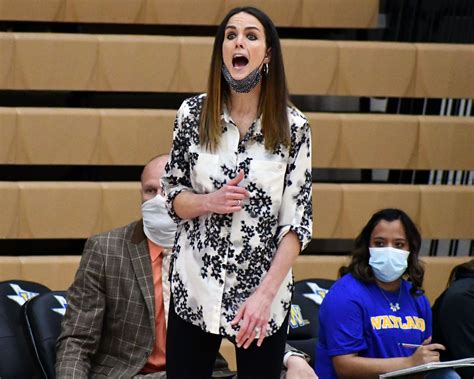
[315,208,459,379]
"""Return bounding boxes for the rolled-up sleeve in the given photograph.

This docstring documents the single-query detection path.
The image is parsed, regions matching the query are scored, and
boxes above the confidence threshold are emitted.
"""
[276,118,313,250]
[161,100,195,223]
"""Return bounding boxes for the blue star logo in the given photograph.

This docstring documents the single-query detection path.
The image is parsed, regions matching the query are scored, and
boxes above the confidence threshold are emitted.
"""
[7,283,39,306]
[302,282,330,306]
[51,295,68,316]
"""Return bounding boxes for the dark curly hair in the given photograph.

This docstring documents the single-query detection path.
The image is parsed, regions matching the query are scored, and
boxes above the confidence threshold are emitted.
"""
[339,208,425,296]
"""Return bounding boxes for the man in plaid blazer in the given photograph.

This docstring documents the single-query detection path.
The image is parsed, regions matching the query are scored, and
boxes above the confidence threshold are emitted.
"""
[56,155,315,378]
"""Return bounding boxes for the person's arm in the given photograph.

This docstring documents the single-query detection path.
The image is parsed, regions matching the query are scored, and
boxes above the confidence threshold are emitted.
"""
[283,344,318,379]
[274,118,313,250]
[332,339,445,379]
[280,120,316,379]
[283,343,310,365]
[286,355,318,379]
[160,100,194,223]
[172,170,249,220]
[55,237,106,378]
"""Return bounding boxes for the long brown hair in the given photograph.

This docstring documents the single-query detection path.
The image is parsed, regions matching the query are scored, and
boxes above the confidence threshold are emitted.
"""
[339,208,425,296]
[446,259,474,287]
[199,6,290,152]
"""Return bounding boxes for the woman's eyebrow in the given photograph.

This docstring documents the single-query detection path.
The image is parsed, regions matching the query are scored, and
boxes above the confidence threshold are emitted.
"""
[225,25,261,32]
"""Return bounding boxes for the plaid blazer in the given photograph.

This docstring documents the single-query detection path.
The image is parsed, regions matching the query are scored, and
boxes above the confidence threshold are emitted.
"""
[56,220,158,378]
[56,221,236,379]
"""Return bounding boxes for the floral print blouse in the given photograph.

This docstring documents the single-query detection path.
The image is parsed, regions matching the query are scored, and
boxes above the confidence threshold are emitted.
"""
[162,94,313,338]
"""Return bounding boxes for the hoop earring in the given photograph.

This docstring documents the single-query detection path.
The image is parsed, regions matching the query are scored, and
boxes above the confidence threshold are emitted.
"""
[263,63,269,75]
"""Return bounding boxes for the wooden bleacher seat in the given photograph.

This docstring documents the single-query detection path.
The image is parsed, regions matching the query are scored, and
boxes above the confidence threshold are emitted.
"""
[0,0,379,28]
[0,108,175,165]
[312,114,473,170]
[1,33,473,98]
[1,108,472,170]
[1,182,472,240]
[0,256,23,282]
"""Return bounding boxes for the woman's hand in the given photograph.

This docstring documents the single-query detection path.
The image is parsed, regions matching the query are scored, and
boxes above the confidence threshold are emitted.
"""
[231,288,273,348]
[409,337,445,366]
[206,170,249,214]
[230,232,300,349]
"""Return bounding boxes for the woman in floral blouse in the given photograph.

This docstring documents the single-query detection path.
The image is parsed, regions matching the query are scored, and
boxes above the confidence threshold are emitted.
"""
[162,6,313,379]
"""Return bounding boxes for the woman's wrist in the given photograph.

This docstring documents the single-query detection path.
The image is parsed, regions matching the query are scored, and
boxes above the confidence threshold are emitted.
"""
[401,355,416,370]
[285,352,308,368]
[256,278,278,300]
[202,192,212,213]
[174,191,212,219]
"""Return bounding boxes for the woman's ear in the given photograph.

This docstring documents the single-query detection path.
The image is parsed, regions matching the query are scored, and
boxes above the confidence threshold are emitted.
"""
[264,47,272,63]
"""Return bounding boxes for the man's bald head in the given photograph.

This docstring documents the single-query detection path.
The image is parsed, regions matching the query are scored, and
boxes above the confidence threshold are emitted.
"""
[140,154,169,202]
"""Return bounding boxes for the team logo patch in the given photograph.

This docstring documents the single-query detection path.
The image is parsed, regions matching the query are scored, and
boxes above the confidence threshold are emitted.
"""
[7,283,39,306]
[302,282,329,305]
[52,295,68,316]
[289,304,310,329]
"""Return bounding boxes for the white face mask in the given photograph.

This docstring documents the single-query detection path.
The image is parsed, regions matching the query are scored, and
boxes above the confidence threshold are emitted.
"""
[369,247,410,283]
[141,194,177,248]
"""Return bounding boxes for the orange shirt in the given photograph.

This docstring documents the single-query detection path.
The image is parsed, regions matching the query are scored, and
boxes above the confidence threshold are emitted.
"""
[140,239,167,373]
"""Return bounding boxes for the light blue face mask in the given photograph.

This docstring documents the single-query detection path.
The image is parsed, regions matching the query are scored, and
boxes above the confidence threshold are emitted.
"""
[369,247,410,282]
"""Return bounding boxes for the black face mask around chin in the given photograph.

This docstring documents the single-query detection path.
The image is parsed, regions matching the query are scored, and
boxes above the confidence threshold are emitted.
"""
[221,63,262,93]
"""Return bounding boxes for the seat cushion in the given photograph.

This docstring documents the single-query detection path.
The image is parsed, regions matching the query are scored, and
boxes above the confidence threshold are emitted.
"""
[23,291,68,379]
[0,280,51,378]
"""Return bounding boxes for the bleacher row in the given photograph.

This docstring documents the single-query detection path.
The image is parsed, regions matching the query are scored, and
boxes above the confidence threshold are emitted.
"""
[1,33,473,98]
[0,183,472,239]
[1,109,472,169]
[0,0,379,28]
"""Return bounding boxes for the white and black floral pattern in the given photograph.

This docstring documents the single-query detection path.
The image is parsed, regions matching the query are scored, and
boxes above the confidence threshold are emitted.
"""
[162,94,313,338]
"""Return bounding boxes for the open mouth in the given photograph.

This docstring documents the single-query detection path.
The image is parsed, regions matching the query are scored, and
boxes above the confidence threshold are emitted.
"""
[232,55,249,68]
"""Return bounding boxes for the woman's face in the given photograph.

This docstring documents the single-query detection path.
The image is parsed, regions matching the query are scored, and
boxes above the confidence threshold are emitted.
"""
[222,11,269,81]
[369,219,410,252]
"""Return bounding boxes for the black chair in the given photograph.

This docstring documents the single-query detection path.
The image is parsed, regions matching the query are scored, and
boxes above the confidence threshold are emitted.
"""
[0,280,51,378]
[287,278,335,367]
[23,291,68,379]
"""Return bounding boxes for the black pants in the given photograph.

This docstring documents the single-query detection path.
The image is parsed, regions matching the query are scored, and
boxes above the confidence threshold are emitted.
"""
[166,297,288,379]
